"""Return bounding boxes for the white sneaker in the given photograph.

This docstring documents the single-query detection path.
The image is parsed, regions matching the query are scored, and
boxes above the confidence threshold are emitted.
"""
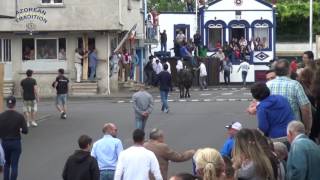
[31,121,38,127]
[27,121,30,128]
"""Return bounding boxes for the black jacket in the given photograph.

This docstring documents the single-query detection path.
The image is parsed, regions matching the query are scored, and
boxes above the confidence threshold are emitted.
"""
[62,150,99,180]
[156,71,172,91]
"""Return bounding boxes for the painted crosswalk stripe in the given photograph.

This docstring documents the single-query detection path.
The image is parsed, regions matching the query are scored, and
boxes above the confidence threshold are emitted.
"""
[179,99,187,102]
[222,93,233,95]
[200,93,211,96]
[191,99,200,102]
[117,100,125,103]
[204,99,212,102]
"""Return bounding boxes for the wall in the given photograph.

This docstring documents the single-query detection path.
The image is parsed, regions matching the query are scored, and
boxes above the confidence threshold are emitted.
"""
[156,13,197,55]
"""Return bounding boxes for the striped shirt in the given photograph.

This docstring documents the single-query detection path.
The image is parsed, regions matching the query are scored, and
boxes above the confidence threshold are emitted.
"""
[266,76,310,121]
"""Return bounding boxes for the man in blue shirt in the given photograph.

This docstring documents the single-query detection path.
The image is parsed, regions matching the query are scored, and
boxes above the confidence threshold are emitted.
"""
[180,44,196,66]
[251,83,295,138]
[91,123,123,180]
[89,49,98,81]
[220,122,242,158]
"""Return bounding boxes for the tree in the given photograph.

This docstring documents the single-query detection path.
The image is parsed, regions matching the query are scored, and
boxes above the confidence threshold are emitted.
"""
[148,0,185,12]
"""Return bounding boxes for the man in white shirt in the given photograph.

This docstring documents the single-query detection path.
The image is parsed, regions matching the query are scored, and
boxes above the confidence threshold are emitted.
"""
[165,60,171,74]
[153,59,163,75]
[114,129,163,180]
[237,60,250,86]
[176,59,183,72]
[199,60,207,90]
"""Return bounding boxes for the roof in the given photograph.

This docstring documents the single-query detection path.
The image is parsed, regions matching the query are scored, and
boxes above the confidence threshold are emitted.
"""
[203,0,273,11]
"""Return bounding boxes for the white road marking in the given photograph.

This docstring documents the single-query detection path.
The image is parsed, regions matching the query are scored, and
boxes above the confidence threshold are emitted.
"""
[117,100,125,103]
[168,99,174,102]
[191,99,200,102]
[179,99,187,102]
[200,93,211,96]
[216,99,226,102]
[221,93,233,95]
[204,99,212,102]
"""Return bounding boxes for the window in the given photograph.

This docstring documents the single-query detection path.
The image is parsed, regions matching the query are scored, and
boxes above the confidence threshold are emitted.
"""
[253,23,270,50]
[207,24,223,51]
[22,38,66,60]
[41,0,63,4]
[0,39,11,62]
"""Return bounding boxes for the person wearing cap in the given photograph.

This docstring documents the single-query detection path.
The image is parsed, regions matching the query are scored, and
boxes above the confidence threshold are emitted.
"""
[0,96,28,180]
[220,122,242,158]
[91,123,123,180]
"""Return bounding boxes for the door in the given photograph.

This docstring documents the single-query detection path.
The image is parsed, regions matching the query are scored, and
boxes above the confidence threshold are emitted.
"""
[0,39,12,80]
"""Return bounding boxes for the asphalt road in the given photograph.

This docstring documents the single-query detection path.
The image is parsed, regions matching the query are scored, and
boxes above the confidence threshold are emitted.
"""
[15,88,257,180]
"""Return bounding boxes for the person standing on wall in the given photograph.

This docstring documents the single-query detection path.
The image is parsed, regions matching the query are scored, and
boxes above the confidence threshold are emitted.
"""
[221,57,233,85]
[238,59,250,86]
[52,68,69,119]
[20,69,39,127]
[0,96,28,180]
[156,64,172,113]
[160,30,167,53]
[89,48,98,81]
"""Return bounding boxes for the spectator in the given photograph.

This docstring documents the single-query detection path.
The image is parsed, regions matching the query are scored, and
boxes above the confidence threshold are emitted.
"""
[267,59,312,134]
[273,142,288,162]
[62,135,99,180]
[132,84,154,131]
[221,57,233,85]
[176,31,186,44]
[193,31,201,56]
[290,59,298,80]
[0,96,28,180]
[286,121,320,180]
[180,43,196,66]
[193,148,225,180]
[232,129,274,180]
[250,83,295,139]
[239,37,247,48]
[20,69,39,127]
[52,68,69,119]
[169,173,198,180]
[89,48,98,81]
[220,122,242,158]
[91,123,123,180]
[311,68,320,143]
[214,48,225,62]
[156,64,172,113]
[153,59,163,76]
[237,60,250,86]
[222,156,235,180]
[301,51,315,70]
[145,56,155,86]
[144,129,195,180]
[199,60,207,90]
[165,60,171,74]
[115,129,162,180]
[74,48,85,82]
[186,0,194,12]
[266,69,276,81]
[122,49,132,82]
[0,142,4,173]
[160,30,167,52]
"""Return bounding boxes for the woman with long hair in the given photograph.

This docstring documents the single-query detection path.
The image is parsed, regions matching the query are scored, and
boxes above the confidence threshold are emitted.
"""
[311,68,320,143]
[232,129,275,180]
[298,68,320,143]
[194,148,225,180]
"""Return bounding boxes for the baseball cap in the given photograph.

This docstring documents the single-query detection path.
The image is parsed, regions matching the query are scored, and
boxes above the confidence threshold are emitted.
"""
[6,96,16,107]
[225,122,242,131]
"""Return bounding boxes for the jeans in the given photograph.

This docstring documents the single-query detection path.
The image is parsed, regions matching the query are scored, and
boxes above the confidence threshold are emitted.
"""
[242,71,248,85]
[199,76,207,89]
[161,43,167,52]
[2,139,22,180]
[224,71,231,85]
[135,116,147,131]
[145,71,153,85]
[100,170,115,180]
[89,65,96,80]
[160,90,169,111]
[56,94,67,106]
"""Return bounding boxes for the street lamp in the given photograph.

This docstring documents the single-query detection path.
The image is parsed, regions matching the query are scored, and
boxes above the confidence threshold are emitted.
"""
[235,10,241,20]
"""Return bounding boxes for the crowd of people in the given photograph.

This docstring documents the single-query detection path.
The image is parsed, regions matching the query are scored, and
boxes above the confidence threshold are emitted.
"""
[1,50,320,180]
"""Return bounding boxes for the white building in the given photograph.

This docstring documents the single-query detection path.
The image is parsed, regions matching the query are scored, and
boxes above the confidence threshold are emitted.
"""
[156,0,275,83]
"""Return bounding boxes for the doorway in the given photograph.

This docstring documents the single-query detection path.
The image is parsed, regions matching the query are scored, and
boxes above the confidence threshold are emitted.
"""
[230,28,245,41]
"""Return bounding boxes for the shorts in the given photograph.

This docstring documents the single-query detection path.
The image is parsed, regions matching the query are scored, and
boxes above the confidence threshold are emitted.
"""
[23,100,37,113]
[56,94,67,106]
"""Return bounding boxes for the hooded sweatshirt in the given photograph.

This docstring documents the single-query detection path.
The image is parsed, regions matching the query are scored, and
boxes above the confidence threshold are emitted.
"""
[62,150,100,180]
[256,95,295,138]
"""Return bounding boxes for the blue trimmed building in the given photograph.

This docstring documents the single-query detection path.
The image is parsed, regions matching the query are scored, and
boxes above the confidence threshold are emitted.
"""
[156,0,275,83]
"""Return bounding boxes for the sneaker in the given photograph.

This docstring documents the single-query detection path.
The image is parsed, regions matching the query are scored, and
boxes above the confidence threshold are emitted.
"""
[63,113,67,119]
[164,109,169,113]
[27,121,30,128]
[31,121,38,127]
[60,112,65,119]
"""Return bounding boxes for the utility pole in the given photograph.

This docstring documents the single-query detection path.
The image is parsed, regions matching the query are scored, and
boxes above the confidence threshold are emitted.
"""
[309,0,313,51]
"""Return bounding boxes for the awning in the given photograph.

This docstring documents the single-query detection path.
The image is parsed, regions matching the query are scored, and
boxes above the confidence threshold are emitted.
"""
[114,23,137,53]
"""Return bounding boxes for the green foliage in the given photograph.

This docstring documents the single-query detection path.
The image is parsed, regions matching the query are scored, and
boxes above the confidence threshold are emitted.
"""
[148,0,185,12]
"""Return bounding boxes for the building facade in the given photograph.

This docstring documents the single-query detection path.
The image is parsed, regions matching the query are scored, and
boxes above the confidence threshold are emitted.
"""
[0,0,144,96]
